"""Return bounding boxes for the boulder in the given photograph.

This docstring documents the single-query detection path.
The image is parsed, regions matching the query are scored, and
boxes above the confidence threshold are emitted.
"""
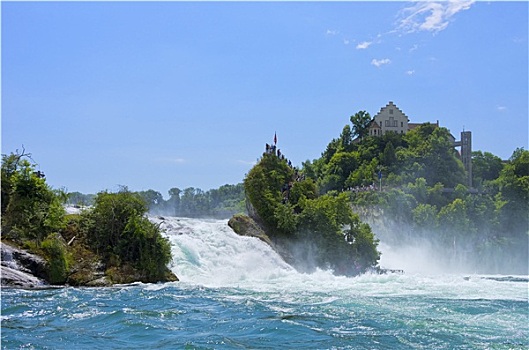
[1,242,48,288]
[228,214,273,245]
[228,214,295,266]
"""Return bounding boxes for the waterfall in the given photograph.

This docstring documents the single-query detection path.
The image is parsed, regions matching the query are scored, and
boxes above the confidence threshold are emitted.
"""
[151,216,296,287]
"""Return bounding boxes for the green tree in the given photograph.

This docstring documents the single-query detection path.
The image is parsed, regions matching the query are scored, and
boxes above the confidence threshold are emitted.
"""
[297,193,380,274]
[288,178,318,212]
[399,126,466,187]
[244,153,294,233]
[437,198,472,247]
[324,151,360,191]
[406,177,429,204]
[1,151,66,245]
[346,159,377,188]
[168,187,182,216]
[208,183,246,218]
[137,189,164,211]
[41,233,70,284]
[339,125,354,151]
[179,187,211,217]
[81,189,147,258]
[494,148,529,234]
[472,151,503,188]
[345,218,380,272]
[381,141,397,168]
[350,110,372,139]
[412,203,438,230]
[67,191,95,207]
[321,138,341,163]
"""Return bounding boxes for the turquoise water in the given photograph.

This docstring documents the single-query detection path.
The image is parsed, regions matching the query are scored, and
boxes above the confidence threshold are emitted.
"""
[2,217,528,349]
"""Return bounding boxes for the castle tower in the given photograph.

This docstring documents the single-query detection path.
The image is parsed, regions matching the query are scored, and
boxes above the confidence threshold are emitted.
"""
[460,131,472,188]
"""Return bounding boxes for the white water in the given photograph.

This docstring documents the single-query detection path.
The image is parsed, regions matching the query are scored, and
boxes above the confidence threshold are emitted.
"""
[152,216,528,302]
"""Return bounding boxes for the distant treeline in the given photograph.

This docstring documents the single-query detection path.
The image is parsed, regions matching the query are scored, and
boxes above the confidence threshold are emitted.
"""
[68,184,246,219]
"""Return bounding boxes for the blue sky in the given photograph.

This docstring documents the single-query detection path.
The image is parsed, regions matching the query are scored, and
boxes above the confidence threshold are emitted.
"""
[2,1,527,196]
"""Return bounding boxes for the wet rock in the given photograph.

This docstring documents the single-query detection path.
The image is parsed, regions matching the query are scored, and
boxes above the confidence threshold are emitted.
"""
[85,276,112,287]
[1,242,48,288]
[228,214,295,266]
[1,266,47,288]
[228,214,272,245]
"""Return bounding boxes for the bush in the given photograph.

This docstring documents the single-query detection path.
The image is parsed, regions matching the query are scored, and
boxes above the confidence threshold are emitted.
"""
[79,189,173,283]
[41,233,70,284]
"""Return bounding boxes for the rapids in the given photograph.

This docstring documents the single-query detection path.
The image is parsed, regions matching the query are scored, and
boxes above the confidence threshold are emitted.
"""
[1,216,527,349]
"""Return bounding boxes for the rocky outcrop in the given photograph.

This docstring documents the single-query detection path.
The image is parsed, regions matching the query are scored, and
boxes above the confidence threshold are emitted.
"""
[1,241,178,288]
[228,214,295,266]
[1,242,48,288]
[228,214,273,246]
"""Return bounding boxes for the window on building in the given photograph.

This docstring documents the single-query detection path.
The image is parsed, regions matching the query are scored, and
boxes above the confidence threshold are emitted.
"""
[389,109,393,114]
[401,122,403,127]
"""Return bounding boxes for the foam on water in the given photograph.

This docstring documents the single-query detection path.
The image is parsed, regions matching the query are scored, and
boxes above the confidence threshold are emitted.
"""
[153,216,528,302]
[152,216,295,286]
[2,216,527,349]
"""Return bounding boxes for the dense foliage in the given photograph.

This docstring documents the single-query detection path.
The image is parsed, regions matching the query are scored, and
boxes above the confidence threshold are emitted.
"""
[1,151,66,246]
[303,123,466,193]
[1,151,175,284]
[302,115,528,274]
[244,152,380,275]
[78,189,173,282]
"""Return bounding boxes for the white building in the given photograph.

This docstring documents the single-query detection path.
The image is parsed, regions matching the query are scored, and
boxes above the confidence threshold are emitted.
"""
[368,101,439,136]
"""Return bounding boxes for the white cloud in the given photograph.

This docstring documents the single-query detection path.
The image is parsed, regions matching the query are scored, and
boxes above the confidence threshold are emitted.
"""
[406,70,416,75]
[356,41,372,49]
[326,29,339,36]
[343,39,350,45]
[155,157,185,164]
[371,58,391,67]
[497,106,507,112]
[397,0,475,33]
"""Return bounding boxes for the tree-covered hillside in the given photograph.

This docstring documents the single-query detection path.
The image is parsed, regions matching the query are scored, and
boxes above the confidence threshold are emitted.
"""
[243,149,380,276]
[301,112,528,274]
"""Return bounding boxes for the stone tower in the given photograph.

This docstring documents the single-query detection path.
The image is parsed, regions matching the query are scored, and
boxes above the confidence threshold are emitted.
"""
[454,131,472,188]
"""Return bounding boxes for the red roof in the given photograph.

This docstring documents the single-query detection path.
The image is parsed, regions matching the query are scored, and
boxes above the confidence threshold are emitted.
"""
[369,120,381,129]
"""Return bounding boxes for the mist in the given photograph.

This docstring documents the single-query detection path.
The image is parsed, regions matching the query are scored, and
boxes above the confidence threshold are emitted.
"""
[370,218,528,276]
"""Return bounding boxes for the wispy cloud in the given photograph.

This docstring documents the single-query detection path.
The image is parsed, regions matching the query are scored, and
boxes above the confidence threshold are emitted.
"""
[326,29,339,36]
[497,105,508,112]
[155,157,185,164]
[397,0,475,33]
[343,39,350,45]
[406,70,416,75]
[356,41,372,50]
[371,58,391,67]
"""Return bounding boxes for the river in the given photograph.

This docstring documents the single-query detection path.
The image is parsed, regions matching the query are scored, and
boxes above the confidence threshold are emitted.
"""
[2,217,527,349]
